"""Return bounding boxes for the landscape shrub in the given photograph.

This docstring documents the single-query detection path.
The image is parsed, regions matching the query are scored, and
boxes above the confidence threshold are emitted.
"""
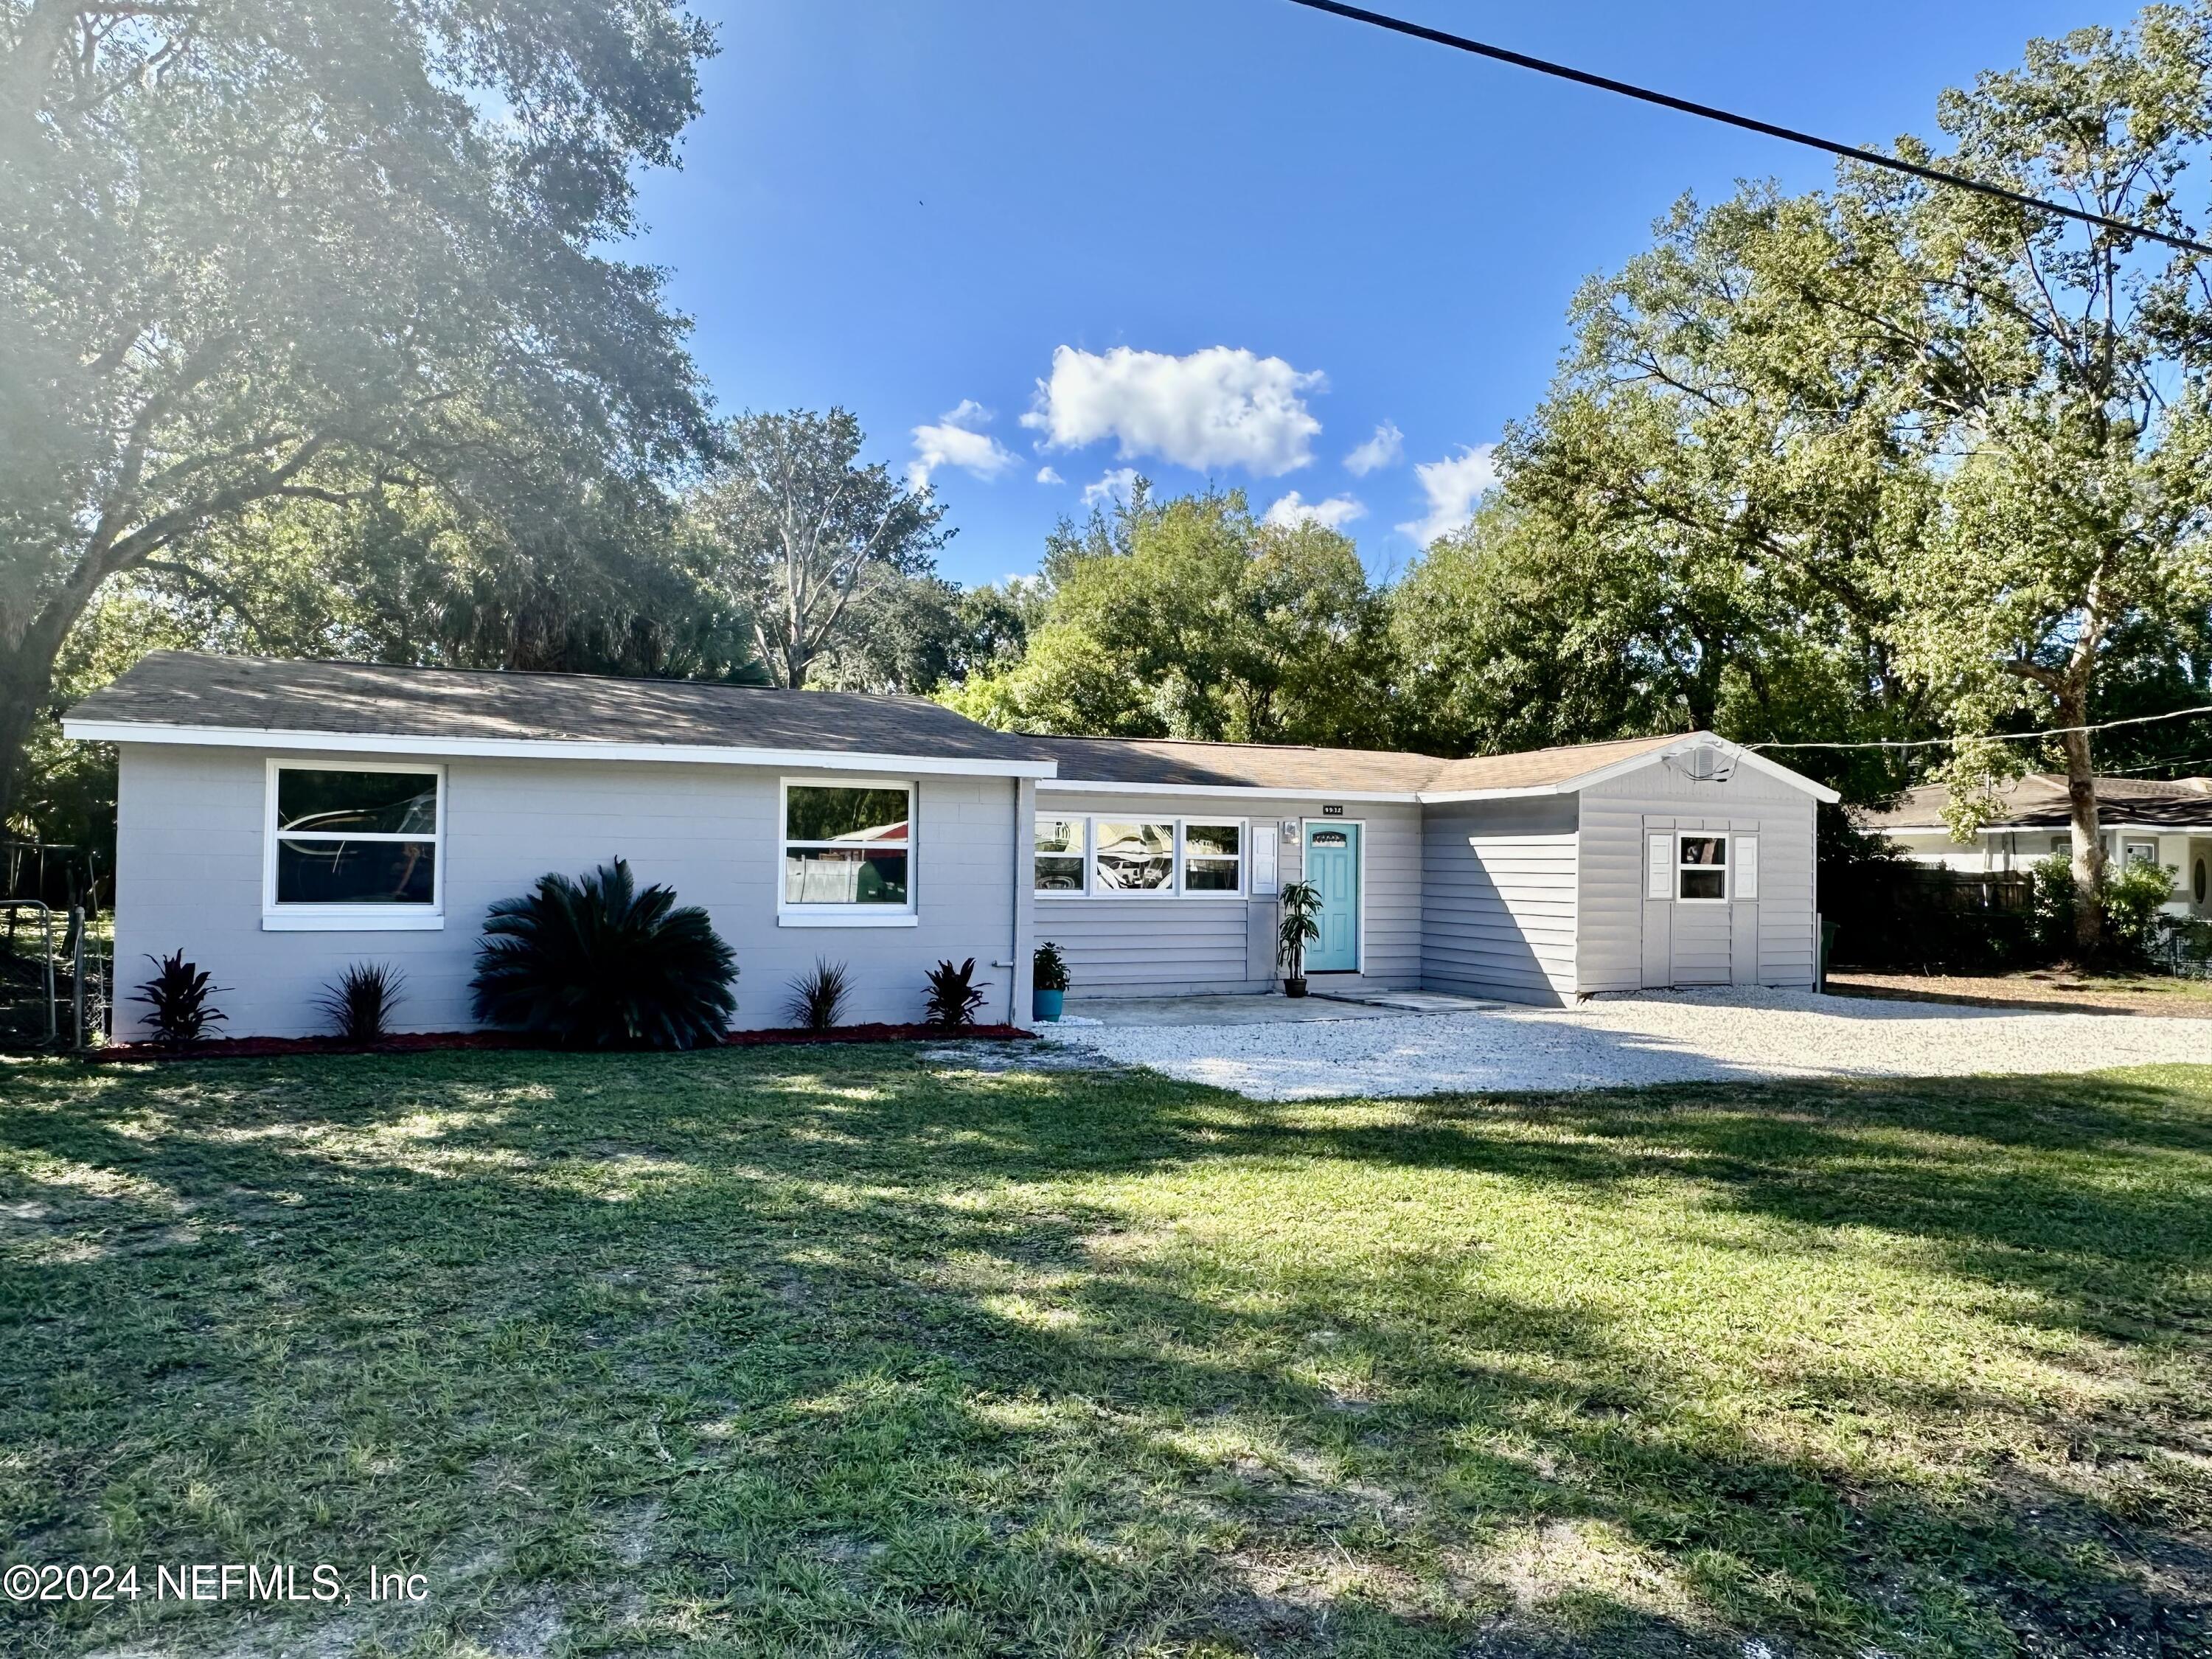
[470,858,737,1049]
[316,962,406,1043]
[131,951,228,1048]
[2106,859,2180,962]
[784,959,851,1031]
[1032,940,1070,993]
[923,958,987,1028]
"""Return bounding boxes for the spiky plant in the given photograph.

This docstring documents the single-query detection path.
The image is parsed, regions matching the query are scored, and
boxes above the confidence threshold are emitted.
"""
[131,951,229,1048]
[783,959,852,1032]
[922,957,988,1029]
[317,962,406,1043]
[470,858,737,1049]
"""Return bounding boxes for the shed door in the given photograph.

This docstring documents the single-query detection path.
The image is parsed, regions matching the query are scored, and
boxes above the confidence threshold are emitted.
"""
[1642,825,1755,987]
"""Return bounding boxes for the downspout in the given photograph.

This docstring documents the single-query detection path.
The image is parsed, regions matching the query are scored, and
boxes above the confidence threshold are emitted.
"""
[1009,776,1037,1025]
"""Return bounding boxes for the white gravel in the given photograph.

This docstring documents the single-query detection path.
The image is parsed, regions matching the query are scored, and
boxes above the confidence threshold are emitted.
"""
[1037,987,2212,1100]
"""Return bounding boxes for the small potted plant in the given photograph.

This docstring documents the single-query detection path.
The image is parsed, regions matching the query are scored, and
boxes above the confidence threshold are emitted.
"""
[1277,881,1321,997]
[1032,939,1070,1021]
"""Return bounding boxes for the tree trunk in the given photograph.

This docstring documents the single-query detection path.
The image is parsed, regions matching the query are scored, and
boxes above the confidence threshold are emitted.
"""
[2057,691,2105,957]
[0,661,51,838]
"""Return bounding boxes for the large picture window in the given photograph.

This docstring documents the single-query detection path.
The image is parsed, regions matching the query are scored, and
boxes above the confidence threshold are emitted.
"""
[1034,817,1086,892]
[782,783,913,912]
[1093,821,1175,891]
[1677,835,1728,902]
[265,762,442,928]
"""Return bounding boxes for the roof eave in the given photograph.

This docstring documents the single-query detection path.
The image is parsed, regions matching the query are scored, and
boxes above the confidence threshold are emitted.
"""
[61,718,1062,780]
[1040,777,1423,801]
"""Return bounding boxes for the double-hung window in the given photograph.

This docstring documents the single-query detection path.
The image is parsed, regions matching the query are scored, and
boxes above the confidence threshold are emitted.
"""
[781,782,915,925]
[1034,818,1087,891]
[1182,823,1242,891]
[1676,834,1728,902]
[265,762,443,929]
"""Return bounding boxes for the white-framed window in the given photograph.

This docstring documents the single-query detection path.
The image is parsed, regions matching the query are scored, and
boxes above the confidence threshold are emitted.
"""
[779,779,915,927]
[1034,815,1248,899]
[1093,819,1176,893]
[1677,833,1728,902]
[264,759,444,931]
[1182,823,1242,892]
[1035,816,1087,893]
[2124,839,2160,867]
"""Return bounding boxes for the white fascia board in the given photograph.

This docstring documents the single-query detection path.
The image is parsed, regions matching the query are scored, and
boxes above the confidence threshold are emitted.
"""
[1414,785,1565,804]
[1554,733,1843,804]
[1039,777,1421,802]
[62,719,1060,780]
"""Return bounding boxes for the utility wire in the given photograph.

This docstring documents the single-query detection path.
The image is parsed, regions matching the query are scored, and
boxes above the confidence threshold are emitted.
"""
[1277,0,2212,260]
[1745,704,2212,752]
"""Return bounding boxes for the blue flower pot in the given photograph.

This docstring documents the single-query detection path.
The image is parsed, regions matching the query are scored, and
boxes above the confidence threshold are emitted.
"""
[1034,987,1065,1022]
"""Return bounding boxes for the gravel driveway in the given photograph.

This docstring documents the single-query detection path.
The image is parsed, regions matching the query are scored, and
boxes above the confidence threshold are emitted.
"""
[1040,987,2212,1100]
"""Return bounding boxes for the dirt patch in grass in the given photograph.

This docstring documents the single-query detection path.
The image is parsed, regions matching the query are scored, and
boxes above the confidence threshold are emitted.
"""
[1827,968,2212,1018]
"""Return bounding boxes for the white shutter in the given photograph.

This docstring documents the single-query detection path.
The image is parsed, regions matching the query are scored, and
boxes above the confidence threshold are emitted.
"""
[1647,833,1672,900]
[1734,835,1760,901]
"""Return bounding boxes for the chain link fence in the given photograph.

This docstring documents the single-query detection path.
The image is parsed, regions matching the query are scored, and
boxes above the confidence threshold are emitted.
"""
[1,843,111,1051]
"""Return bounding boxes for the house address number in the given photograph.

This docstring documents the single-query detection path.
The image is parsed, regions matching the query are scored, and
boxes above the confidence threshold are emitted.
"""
[1321,804,1343,817]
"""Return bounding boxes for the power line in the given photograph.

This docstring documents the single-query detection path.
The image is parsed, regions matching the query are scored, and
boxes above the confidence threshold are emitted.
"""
[1276,0,2212,260]
[1746,703,2212,753]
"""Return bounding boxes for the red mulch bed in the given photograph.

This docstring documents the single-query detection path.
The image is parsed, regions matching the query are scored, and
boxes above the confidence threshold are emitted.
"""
[86,1023,1036,1063]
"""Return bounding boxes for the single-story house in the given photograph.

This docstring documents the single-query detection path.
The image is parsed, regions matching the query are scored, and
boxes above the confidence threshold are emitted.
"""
[1859,773,2212,919]
[66,652,1841,1040]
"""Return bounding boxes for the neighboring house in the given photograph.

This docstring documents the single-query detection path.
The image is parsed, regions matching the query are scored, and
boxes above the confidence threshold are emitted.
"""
[66,653,1840,1040]
[1859,773,2212,919]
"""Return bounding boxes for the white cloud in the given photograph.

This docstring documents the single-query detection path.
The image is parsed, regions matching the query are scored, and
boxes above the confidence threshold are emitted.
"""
[1081,467,1140,509]
[1397,445,1500,546]
[1035,465,1063,485]
[1022,344,1323,476]
[908,400,1016,488]
[1263,490,1366,531]
[1343,420,1404,476]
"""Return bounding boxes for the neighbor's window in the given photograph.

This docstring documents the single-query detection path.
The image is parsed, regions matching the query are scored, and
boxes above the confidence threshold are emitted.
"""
[2124,840,2160,867]
[1677,834,1727,902]
[271,765,441,910]
[783,784,912,907]
[1182,823,1242,893]
[1093,821,1174,891]
[1035,817,1086,893]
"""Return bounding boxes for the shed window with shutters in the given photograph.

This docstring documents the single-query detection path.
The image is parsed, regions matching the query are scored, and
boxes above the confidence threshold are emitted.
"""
[1647,831,1759,903]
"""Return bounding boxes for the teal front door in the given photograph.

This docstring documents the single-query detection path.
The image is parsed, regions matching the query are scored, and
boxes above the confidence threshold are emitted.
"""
[1303,822,1361,973]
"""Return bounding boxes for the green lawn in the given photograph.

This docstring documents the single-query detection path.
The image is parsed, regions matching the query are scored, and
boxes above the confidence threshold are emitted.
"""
[4,1048,2211,1658]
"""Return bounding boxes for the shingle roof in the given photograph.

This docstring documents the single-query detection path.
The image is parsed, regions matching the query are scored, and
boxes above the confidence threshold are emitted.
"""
[67,653,1780,801]
[1859,773,2212,832]
[66,651,1046,768]
[1023,735,1443,793]
[1026,730,1689,794]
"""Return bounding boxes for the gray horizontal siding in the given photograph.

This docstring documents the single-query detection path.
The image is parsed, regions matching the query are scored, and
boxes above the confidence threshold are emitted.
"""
[112,745,1021,1038]
[1419,796,1578,1005]
[1036,790,1422,997]
[1576,757,1818,992]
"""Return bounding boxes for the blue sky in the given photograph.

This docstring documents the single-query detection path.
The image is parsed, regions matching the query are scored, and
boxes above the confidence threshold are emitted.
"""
[631,0,2140,588]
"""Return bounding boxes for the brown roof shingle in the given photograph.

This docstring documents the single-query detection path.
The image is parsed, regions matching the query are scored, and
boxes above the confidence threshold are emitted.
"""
[69,653,1747,799]
[1858,773,2212,832]
[68,651,1046,768]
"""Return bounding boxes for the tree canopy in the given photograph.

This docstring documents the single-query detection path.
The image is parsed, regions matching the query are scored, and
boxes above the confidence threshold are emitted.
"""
[1,0,719,827]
